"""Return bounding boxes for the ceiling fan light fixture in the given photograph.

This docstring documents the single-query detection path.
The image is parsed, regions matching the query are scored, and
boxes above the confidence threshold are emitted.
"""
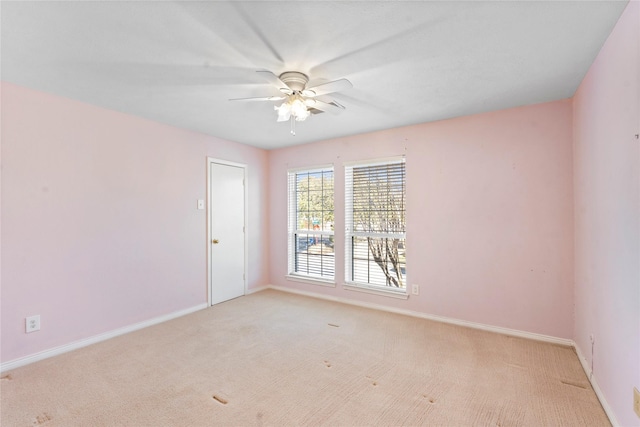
[275,94,310,123]
[290,97,310,121]
[232,70,352,135]
[274,102,291,122]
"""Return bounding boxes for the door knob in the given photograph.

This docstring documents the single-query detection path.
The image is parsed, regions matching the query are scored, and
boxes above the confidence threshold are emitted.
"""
[212,239,219,244]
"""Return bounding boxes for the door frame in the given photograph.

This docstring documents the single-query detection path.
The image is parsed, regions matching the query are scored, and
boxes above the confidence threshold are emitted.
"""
[206,157,248,306]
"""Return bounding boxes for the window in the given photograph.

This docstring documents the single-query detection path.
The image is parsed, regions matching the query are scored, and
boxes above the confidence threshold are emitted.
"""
[288,167,335,280]
[345,158,406,290]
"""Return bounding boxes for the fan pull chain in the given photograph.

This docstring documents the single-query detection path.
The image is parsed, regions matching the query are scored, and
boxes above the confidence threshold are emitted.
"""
[290,116,296,136]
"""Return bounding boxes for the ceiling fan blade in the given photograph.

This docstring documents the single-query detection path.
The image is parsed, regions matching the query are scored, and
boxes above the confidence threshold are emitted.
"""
[75,63,260,87]
[308,99,346,115]
[303,79,353,97]
[229,95,285,102]
[256,70,291,93]
[328,90,395,114]
[231,3,285,64]
[317,95,345,110]
[309,15,448,78]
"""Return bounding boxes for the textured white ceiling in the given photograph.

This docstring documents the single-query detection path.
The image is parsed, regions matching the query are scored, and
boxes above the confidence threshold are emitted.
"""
[1,1,629,149]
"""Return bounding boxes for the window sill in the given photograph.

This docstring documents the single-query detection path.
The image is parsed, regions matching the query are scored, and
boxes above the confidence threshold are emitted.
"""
[286,275,336,288]
[343,282,409,299]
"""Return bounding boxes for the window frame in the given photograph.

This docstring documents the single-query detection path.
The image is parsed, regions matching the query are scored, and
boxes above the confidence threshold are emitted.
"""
[344,157,407,297]
[287,165,336,285]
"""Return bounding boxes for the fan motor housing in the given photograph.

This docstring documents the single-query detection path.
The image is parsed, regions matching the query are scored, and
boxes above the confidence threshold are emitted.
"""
[279,71,309,92]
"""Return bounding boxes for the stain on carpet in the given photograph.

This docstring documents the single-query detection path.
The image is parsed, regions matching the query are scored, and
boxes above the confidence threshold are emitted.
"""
[32,412,52,425]
[560,379,588,389]
[422,395,436,404]
[365,374,379,387]
[212,395,228,405]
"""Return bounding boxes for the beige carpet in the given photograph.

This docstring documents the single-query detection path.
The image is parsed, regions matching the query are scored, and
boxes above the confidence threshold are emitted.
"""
[1,289,609,426]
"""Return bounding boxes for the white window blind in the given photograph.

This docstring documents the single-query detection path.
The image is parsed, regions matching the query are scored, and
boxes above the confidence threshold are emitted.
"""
[287,167,335,279]
[345,158,406,289]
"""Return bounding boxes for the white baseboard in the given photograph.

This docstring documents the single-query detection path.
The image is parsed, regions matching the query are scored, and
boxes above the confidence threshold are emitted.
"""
[2,287,619,427]
[245,285,270,295]
[574,343,620,426]
[1,303,208,373]
[264,284,573,346]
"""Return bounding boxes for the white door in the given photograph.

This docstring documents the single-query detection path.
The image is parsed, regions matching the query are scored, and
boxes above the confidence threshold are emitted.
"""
[209,161,246,305]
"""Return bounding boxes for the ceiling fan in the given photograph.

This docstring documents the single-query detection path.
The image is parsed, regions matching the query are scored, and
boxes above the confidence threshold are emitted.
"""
[230,70,353,135]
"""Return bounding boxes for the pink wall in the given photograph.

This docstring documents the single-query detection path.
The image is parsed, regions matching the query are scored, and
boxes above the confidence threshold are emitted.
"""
[269,100,574,339]
[573,2,640,426]
[0,82,270,363]
[3,7,636,421]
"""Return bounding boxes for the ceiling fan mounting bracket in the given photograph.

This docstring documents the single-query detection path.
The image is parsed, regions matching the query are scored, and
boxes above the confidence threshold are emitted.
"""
[279,71,309,93]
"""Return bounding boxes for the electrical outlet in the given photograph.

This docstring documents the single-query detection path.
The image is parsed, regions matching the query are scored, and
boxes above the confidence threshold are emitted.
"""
[197,199,205,210]
[411,284,419,295]
[26,315,40,333]
[634,387,640,418]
